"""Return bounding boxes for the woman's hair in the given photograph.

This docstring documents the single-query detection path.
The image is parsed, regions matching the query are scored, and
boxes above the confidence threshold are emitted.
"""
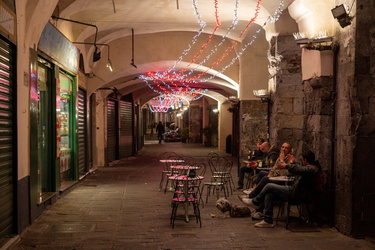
[258,138,265,143]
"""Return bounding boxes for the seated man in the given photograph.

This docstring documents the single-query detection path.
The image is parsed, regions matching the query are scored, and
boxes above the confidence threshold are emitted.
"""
[251,138,265,161]
[239,150,320,228]
[236,142,278,190]
[240,142,293,220]
[247,142,293,197]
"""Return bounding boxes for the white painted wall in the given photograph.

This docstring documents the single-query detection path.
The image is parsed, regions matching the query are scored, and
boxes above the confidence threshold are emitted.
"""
[16,0,59,180]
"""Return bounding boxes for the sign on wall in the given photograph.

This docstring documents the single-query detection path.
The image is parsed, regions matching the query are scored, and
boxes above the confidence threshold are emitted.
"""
[0,1,17,44]
[38,22,80,74]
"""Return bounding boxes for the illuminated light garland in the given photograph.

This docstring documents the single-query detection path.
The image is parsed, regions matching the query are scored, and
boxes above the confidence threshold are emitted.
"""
[140,74,208,103]
[168,0,240,85]
[169,0,206,72]
[186,0,264,82]
[180,0,285,84]
[143,0,286,108]
[144,0,241,90]
[170,0,224,81]
[214,0,221,26]
[148,0,263,83]
[202,0,285,83]
[147,92,206,113]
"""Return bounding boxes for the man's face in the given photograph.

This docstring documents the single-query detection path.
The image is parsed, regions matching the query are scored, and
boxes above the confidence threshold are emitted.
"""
[259,143,270,153]
[281,143,292,154]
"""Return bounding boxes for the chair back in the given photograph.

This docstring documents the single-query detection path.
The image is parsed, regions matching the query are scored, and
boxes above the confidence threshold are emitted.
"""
[208,156,232,182]
[181,156,196,166]
[196,162,207,177]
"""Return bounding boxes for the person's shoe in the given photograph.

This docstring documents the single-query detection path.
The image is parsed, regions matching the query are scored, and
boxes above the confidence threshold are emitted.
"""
[254,220,274,228]
[237,195,248,201]
[238,196,259,209]
[243,189,252,195]
[251,212,264,220]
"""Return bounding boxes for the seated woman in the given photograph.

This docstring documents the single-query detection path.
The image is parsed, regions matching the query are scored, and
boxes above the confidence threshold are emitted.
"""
[247,142,293,197]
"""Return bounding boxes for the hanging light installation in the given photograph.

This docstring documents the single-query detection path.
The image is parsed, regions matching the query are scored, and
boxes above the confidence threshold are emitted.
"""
[143,0,286,112]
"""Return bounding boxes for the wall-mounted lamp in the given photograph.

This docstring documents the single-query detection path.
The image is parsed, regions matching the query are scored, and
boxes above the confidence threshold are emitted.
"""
[93,46,101,62]
[227,96,240,104]
[52,16,101,62]
[253,89,270,102]
[106,59,113,72]
[74,42,113,71]
[331,4,352,28]
[212,108,219,114]
[106,46,113,71]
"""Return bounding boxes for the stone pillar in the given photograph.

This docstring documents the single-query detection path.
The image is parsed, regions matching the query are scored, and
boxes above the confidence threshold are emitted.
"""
[270,35,303,152]
[338,0,375,237]
[239,100,268,161]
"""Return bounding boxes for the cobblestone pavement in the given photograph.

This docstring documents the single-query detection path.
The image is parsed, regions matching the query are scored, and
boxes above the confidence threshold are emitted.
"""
[11,141,375,249]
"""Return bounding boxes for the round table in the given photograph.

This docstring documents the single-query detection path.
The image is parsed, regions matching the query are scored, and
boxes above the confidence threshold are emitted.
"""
[168,175,204,222]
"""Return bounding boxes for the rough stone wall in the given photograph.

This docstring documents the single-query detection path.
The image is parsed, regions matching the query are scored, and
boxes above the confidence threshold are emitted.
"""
[302,76,335,223]
[333,0,356,237]
[302,77,334,173]
[271,36,335,224]
[350,0,375,237]
[270,35,304,153]
[239,100,268,161]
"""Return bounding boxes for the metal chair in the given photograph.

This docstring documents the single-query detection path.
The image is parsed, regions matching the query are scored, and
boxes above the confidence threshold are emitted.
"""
[169,165,204,228]
[276,198,313,229]
[158,152,179,191]
[201,156,231,205]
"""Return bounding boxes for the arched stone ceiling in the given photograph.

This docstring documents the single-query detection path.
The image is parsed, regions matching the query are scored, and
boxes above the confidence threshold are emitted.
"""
[52,0,295,103]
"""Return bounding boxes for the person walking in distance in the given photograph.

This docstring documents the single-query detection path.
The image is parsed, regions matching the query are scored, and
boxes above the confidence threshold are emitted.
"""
[156,121,165,144]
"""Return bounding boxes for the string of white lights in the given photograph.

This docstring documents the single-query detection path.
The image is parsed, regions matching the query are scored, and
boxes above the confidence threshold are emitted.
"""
[168,0,206,73]
[144,0,286,112]
[197,0,285,83]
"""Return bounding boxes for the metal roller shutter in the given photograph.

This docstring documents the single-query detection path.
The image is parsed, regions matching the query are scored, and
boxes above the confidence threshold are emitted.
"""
[0,38,14,239]
[119,101,132,158]
[77,89,87,177]
[107,99,118,163]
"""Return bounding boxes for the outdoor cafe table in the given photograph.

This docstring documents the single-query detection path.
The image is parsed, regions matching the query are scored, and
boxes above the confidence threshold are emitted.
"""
[269,176,295,185]
[170,165,200,175]
[168,174,204,222]
[159,159,185,191]
[159,159,185,163]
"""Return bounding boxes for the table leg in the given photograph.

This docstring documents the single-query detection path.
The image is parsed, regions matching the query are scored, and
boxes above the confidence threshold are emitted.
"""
[185,202,189,222]
[184,179,189,223]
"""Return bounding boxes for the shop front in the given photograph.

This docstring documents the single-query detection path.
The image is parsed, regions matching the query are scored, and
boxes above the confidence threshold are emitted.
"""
[29,22,80,219]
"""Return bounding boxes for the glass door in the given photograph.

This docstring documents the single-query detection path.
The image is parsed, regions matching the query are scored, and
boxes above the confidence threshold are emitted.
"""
[37,62,54,201]
[58,72,73,184]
